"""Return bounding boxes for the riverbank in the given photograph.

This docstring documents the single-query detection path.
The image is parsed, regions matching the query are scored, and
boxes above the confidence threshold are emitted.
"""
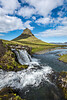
[35,48,58,54]
[0,39,67,100]
[59,54,67,63]
[35,47,67,54]
[57,71,67,100]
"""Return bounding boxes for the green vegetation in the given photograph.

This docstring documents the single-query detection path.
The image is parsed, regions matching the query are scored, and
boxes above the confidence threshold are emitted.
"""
[1,37,57,53]
[0,49,28,71]
[1,28,66,53]
[0,87,25,100]
[11,28,58,53]
[13,35,57,53]
[12,28,66,53]
[59,54,67,63]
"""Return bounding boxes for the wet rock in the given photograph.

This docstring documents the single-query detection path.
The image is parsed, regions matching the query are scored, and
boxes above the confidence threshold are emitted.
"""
[9,44,32,55]
[0,87,25,100]
[57,72,67,100]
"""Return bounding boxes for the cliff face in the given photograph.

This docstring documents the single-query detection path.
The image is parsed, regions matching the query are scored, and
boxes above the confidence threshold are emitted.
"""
[0,40,6,57]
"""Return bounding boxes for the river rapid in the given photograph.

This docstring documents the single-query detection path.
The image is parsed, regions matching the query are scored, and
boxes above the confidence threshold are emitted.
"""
[0,48,67,100]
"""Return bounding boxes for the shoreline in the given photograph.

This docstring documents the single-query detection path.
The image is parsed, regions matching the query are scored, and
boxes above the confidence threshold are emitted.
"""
[58,54,67,63]
[35,47,67,54]
[34,47,60,54]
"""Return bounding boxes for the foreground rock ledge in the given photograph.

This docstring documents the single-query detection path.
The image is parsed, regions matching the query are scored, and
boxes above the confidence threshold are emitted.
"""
[0,87,25,100]
[57,72,67,100]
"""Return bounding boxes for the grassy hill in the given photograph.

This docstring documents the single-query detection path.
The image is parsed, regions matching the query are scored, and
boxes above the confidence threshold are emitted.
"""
[12,28,57,53]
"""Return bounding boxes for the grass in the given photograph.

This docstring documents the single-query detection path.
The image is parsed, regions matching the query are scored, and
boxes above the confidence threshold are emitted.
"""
[59,54,67,63]
[11,36,59,53]
[1,37,66,54]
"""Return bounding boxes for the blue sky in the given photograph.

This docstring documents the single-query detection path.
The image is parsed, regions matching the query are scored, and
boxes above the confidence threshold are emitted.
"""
[0,0,67,43]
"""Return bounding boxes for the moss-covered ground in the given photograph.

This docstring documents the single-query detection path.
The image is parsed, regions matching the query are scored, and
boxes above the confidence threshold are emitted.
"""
[0,87,25,100]
[0,47,28,71]
[59,54,67,63]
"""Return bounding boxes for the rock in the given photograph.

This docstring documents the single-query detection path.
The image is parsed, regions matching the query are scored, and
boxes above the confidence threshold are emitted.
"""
[56,72,67,100]
[0,87,25,100]
[0,40,6,57]
[9,44,32,55]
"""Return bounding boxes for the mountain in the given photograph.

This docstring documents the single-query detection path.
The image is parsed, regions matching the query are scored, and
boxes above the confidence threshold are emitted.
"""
[12,28,34,41]
[12,28,56,53]
[64,42,67,44]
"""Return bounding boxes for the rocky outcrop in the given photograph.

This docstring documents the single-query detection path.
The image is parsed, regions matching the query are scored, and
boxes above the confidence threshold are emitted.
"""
[57,72,67,100]
[0,87,25,100]
[0,42,29,71]
[0,40,6,57]
[49,71,67,100]
[9,44,32,55]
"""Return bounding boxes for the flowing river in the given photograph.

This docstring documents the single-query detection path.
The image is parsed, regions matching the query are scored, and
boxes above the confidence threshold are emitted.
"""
[0,48,67,100]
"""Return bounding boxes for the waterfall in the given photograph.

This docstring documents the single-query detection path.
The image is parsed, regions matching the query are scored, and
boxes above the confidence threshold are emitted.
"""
[0,49,65,100]
[12,49,39,66]
[0,49,53,90]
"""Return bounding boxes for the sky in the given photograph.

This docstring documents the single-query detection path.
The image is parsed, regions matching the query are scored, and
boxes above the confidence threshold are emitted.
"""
[0,0,67,43]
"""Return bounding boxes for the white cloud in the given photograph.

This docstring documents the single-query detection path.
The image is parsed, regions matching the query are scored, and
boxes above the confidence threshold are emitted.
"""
[0,15,24,33]
[36,17,53,25]
[35,16,67,37]
[35,16,67,26]
[22,0,64,17]
[17,6,35,18]
[0,15,34,33]
[36,25,67,37]
[0,0,20,15]
[24,21,34,30]
[32,16,36,20]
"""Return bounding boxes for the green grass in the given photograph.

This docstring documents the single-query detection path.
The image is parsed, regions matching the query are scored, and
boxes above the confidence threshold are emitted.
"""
[59,54,67,63]
[12,36,58,53]
[1,36,66,54]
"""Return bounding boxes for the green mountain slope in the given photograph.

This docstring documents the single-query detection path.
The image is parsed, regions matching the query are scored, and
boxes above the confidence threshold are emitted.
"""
[12,28,57,53]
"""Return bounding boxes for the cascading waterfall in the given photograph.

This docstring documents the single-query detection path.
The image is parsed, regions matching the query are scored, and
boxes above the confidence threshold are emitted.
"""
[0,49,53,90]
[0,49,63,100]
[12,49,39,66]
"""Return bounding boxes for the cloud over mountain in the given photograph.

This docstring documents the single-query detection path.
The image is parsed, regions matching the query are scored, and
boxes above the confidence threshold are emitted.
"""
[0,0,67,40]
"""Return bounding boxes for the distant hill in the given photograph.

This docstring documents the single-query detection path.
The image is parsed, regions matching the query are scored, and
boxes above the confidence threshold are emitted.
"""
[12,28,56,53]
[50,42,67,45]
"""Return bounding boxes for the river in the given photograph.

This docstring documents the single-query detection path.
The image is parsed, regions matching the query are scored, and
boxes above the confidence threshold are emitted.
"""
[33,49,67,72]
[0,48,67,100]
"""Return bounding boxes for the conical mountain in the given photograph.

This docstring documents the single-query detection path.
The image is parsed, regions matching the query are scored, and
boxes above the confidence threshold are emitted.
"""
[12,28,34,41]
[12,28,53,53]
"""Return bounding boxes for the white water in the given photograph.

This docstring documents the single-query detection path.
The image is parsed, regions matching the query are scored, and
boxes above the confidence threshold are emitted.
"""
[14,50,39,66]
[0,49,53,90]
[0,66,53,90]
